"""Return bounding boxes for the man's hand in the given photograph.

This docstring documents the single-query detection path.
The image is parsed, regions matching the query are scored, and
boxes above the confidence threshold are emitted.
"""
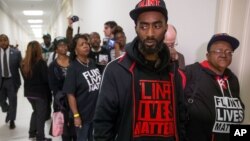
[169,47,179,61]
[67,17,74,27]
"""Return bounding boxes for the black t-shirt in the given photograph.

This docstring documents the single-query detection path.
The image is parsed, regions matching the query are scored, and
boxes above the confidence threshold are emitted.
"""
[63,59,101,121]
[88,47,111,74]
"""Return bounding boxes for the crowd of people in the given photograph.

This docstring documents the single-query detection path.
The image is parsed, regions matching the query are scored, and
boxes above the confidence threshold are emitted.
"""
[0,0,245,141]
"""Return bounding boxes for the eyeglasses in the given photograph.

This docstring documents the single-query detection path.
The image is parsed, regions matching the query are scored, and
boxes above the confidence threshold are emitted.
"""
[166,43,178,48]
[209,49,233,56]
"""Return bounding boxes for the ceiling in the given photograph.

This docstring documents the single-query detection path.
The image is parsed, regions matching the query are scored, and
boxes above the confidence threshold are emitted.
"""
[0,0,63,39]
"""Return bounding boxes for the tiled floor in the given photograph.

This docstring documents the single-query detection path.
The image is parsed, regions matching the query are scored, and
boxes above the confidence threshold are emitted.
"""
[0,86,61,141]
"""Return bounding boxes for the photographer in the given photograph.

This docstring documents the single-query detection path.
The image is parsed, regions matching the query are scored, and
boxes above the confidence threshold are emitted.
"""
[102,21,117,52]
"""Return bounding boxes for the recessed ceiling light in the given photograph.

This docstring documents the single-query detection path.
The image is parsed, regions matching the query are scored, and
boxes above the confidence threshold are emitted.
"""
[23,10,44,16]
[27,19,43,24]
[30,25,42,28]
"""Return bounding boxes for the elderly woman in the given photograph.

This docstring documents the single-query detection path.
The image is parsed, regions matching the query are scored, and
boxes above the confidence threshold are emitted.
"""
[63,34,101,141]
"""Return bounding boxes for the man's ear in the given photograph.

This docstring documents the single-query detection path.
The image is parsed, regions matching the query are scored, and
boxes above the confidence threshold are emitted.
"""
[135,25,138,34]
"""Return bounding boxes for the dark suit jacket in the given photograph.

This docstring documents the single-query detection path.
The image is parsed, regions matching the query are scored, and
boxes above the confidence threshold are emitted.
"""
[0,47,22,90]
[177,52,185,70]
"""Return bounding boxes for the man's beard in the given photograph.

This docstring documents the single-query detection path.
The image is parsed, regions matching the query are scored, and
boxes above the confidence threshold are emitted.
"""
[139,38,162,55]
[91,43,100,50]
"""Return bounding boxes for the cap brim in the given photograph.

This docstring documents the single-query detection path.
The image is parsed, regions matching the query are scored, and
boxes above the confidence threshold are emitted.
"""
[129,6,167,21]
[208,36,239,51]
[57,40,68,44]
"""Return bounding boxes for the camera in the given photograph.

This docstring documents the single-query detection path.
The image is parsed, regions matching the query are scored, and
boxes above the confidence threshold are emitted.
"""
[71,15,79,23]
[108,39,115,49]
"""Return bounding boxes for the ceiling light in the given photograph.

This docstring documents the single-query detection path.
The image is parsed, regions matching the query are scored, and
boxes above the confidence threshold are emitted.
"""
[23,10,44,16]
[27,19,43,24]
[30,25,42,28]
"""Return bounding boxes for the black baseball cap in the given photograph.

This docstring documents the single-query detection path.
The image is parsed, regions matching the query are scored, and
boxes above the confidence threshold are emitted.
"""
[43,33,51,39]
[53,36,67,49]
[207,33,240,51]
[130,0,168,22]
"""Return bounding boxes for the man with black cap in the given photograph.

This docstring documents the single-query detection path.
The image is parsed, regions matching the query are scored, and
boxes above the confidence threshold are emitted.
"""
[41,33,54,120]
[185,33,245,141]
[93,0,186,141]
[41,33,54,62]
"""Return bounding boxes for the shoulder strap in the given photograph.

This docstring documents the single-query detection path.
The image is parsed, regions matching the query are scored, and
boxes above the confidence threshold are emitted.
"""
[178,69,186,89]
[186,63,202,104]
[52,52,57,60]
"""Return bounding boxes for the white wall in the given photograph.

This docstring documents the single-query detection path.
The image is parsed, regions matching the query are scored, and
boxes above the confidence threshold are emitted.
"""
[166,0,218,65]
[72,0,137,42]
[50,0,72,40]
[0,8,31,54]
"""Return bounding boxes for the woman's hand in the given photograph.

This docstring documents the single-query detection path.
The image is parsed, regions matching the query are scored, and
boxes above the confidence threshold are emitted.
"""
[74,116,82,128]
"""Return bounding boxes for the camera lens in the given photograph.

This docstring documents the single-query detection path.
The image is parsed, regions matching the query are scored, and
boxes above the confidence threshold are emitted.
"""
[71,15,79,22]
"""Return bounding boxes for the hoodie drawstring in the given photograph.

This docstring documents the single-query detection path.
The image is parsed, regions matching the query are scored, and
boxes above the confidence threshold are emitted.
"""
[216,76,232,97]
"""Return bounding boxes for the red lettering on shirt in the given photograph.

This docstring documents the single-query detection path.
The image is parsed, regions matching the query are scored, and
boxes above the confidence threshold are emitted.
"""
[134,80,175,137]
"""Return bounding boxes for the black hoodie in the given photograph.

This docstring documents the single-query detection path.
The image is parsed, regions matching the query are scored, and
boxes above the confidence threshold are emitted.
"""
[94,37,186,141]
[185,61,245,141]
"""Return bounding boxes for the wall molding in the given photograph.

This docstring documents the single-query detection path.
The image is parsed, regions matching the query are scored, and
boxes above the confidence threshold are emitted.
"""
[216,0,232,32]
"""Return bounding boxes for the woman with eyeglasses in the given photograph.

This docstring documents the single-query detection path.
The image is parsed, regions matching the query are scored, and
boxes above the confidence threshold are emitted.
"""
[184,33,245,141]
[21,41,52,141]
[62,34,101,141]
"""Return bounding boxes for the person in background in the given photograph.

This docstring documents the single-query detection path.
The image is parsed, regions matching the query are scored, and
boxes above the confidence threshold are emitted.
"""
[48,36,76,141]
[112,25,126,60]
[21,41,52,141]
[41,33,54,62]
[47,17,75,66]
[88,32,111,74]
[63,34,101,141]
[41,33,53,120]
[102,21,117,51]
[93,0,186,141]
[0,34,22,130]
[164,24,185,70]
[185,33,245,141]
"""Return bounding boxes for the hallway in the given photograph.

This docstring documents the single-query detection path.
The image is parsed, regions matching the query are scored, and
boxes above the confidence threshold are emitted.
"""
[0,86,60,141]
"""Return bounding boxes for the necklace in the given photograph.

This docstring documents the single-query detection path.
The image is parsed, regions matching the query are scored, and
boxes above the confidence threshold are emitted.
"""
[76,58,89,67]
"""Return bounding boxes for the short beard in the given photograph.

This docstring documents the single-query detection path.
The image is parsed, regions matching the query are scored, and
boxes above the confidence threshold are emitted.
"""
[138,38,161,55]
[91,44,100,50]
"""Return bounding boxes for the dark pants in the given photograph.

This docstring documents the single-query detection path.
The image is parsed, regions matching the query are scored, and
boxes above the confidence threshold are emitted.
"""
[28,97,48,140]
[62,135,77,141]
[76,121,93,141]
[0,78,18,121]
[0,87,8,111]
